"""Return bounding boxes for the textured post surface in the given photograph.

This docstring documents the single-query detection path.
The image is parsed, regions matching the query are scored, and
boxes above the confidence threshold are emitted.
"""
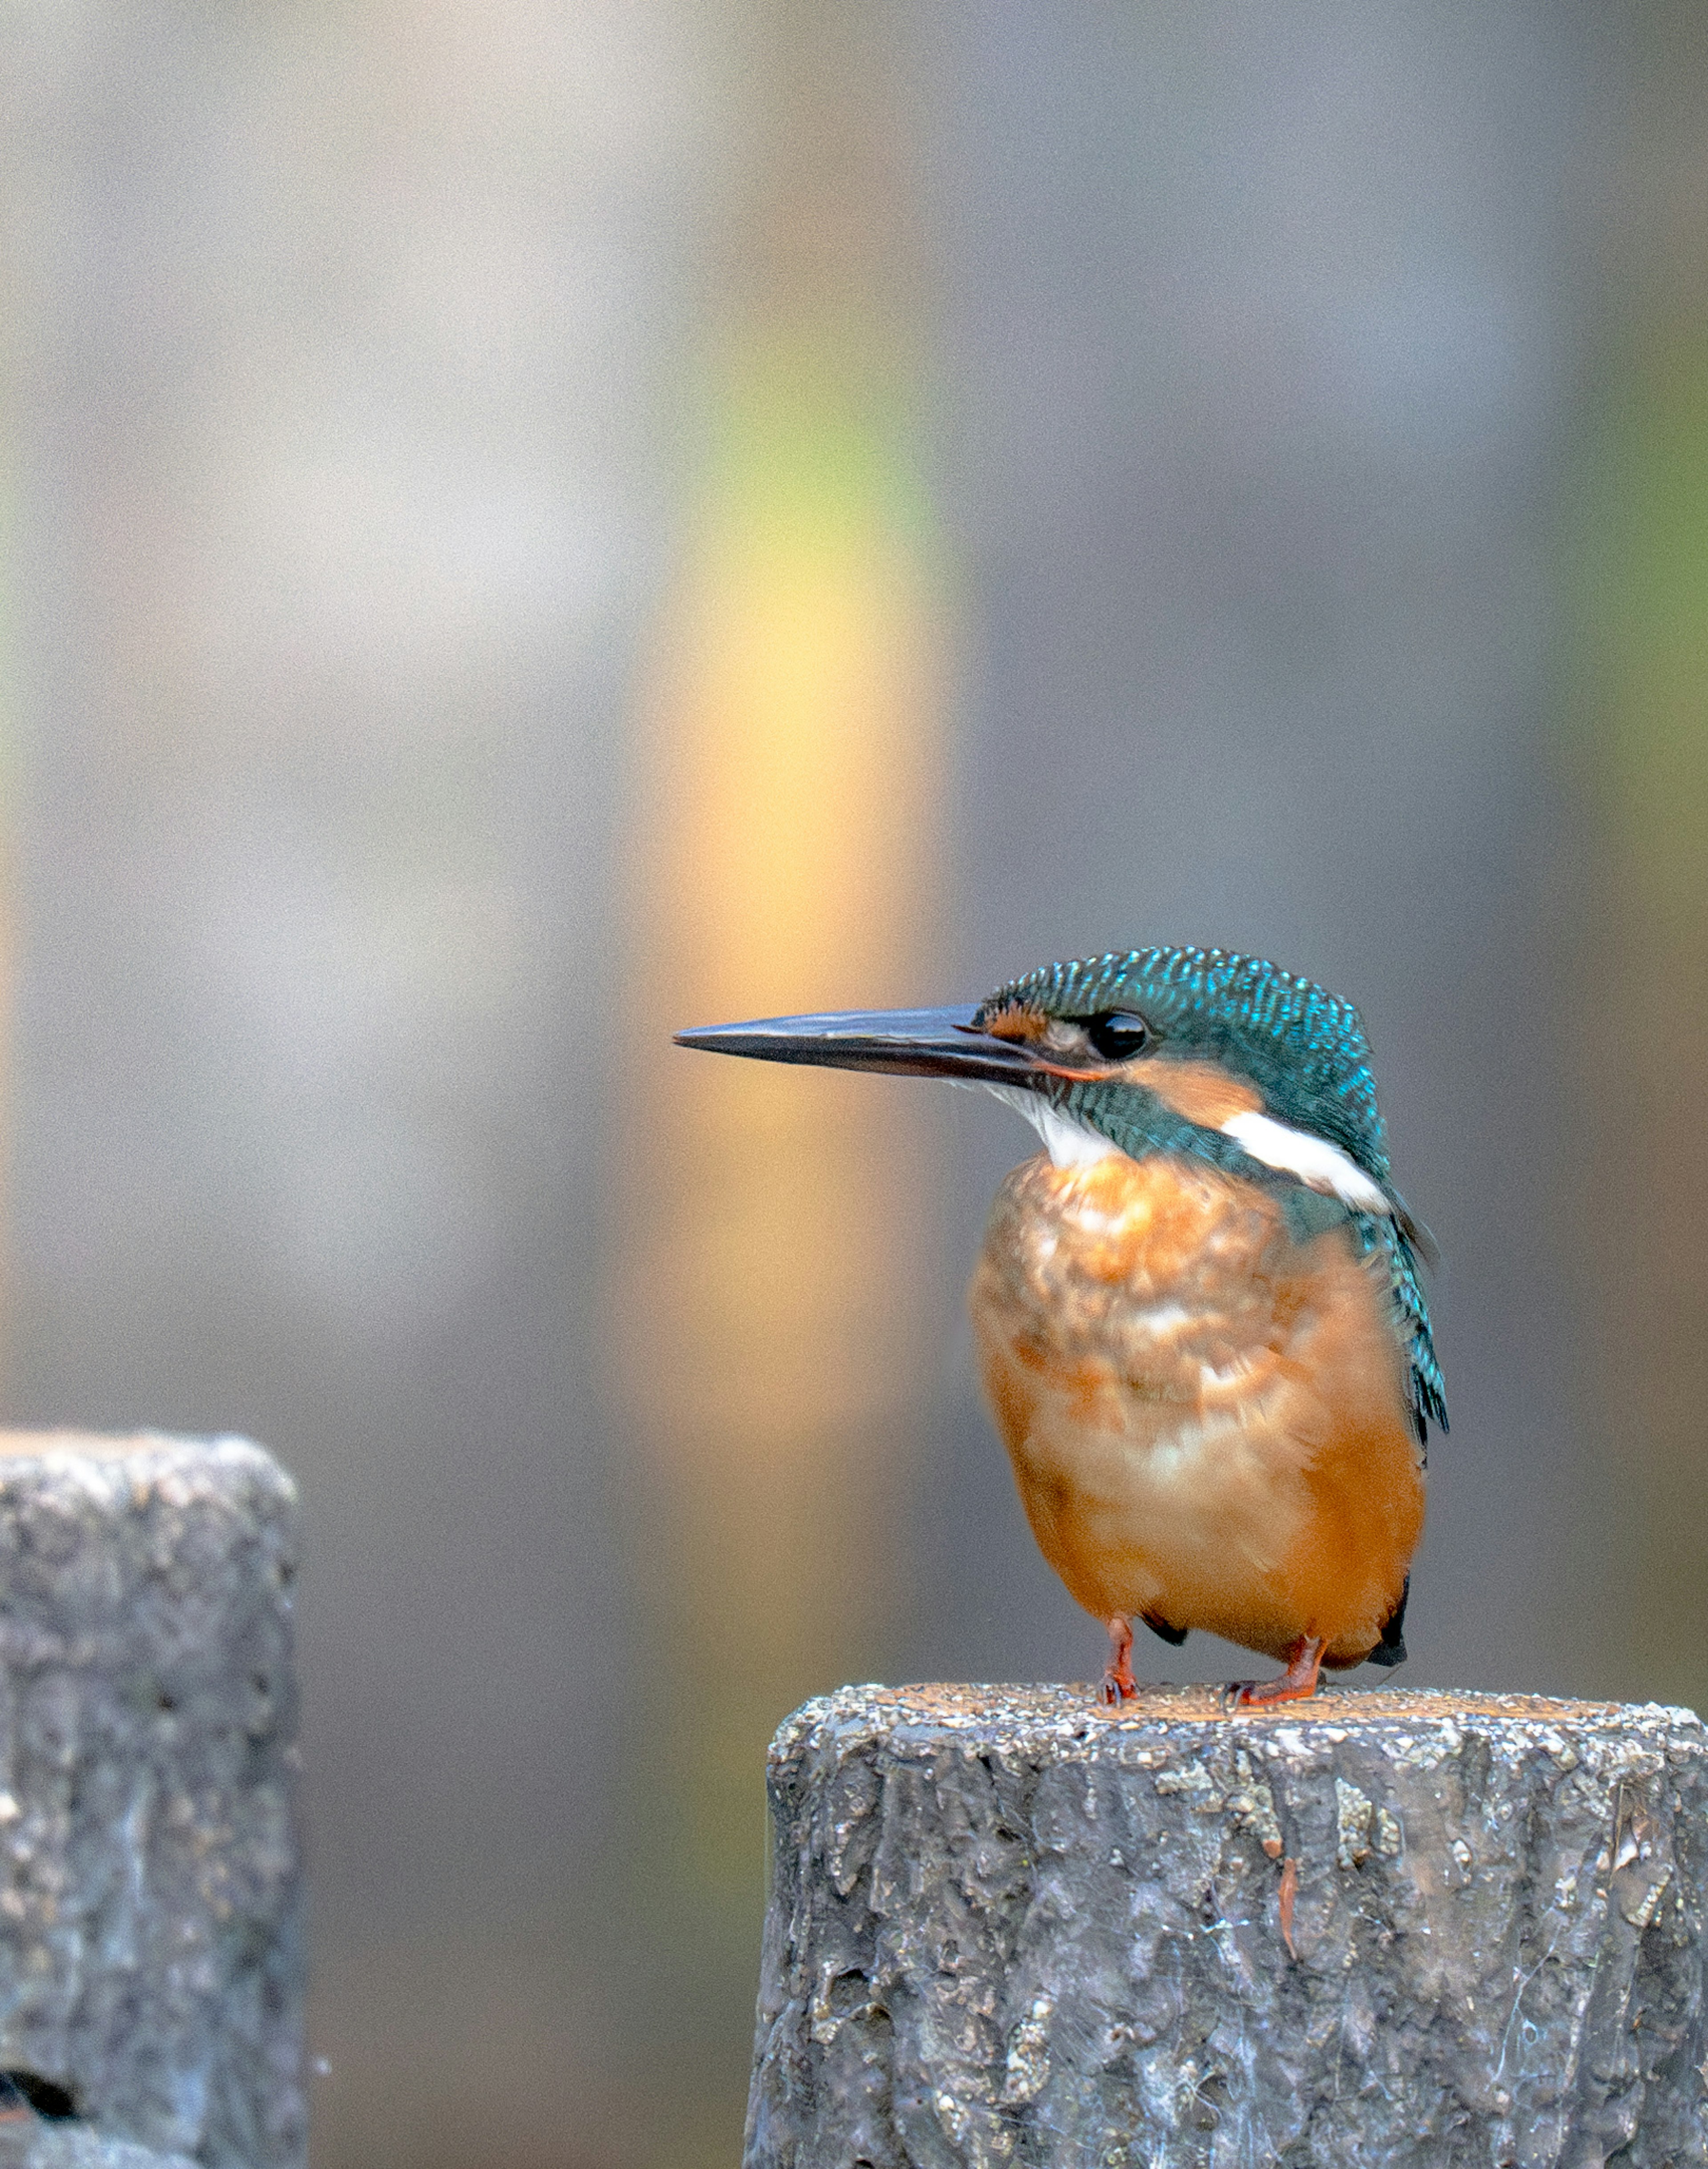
[749,1682,1708,2168]
[0,1434,302,2169]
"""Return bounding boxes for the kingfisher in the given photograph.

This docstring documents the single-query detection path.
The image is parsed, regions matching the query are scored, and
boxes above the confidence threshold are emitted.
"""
[675,946,1445,1709]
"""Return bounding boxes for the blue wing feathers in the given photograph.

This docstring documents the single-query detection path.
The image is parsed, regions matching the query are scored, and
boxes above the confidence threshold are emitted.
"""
[1357,1213,1448,1451]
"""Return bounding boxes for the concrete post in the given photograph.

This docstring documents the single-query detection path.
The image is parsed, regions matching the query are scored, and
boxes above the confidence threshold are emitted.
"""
[749,1681,1708,2168]
[0,1435,302,2169]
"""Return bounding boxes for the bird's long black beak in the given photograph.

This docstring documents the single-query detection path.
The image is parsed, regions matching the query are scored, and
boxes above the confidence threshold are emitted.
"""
[673,1004,1039,1087]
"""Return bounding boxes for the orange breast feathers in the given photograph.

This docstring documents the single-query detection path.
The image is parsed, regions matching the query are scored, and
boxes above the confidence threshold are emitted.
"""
[968,1151,1424,1668]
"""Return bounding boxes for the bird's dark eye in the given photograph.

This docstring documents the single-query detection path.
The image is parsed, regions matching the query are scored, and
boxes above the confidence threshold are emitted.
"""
[1085,1011,1152,1061]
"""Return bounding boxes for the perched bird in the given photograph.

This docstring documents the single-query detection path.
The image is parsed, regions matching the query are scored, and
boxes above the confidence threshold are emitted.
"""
[675,946,1444,1708]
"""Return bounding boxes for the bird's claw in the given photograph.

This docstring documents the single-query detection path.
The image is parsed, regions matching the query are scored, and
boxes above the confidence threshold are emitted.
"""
[1224,1677,1317,1711]
[1099,1615,1138,1705]
[1223,1635,1328,1712]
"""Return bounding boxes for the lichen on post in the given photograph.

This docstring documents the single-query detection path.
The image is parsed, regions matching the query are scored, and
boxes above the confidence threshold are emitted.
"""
[746,1682,1708,2167]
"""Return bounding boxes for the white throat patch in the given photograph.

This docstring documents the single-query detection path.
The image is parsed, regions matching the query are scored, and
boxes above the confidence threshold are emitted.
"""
[982,1084,1120,1168]
[1219,1109,1390,1214]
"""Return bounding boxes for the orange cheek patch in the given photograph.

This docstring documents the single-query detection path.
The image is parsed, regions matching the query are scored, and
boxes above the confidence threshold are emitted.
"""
[981,1000,1049,1043]
[1136,1058,1263,1128]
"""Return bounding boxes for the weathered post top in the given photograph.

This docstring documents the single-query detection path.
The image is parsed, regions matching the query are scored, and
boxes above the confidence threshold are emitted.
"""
[0,1431,303,2169]
[750,1681,1708,2169]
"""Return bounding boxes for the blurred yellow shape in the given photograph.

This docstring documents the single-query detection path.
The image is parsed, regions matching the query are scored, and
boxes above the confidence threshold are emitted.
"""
[612,335,946,1906]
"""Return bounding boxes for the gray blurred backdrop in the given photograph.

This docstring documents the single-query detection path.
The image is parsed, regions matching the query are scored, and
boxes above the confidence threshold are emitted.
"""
[6,4,1707,2165]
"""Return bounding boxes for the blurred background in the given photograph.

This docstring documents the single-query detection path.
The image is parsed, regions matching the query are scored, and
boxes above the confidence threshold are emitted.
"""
[2,1,1704,2162]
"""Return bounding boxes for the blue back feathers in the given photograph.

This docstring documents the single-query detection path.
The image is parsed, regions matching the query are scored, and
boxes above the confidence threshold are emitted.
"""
[977,947,1448,1444]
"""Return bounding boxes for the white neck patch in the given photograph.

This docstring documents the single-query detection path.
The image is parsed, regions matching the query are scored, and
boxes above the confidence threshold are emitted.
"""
[982,1084,1120,1168]
[976,1081,1392,1210]
[1220,1109,1390,1214]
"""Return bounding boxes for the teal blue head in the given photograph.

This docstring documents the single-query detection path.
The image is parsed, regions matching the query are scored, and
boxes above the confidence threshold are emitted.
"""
[969,946,1391,1189]
[676,943,1446,1441]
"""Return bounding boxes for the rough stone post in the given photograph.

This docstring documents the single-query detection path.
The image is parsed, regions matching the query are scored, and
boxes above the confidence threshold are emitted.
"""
[0,1433,303,2169]
[748,1682,1708,2168]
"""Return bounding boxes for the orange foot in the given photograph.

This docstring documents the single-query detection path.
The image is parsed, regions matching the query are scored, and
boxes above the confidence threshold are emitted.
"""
[1099,1614,1137,1705]
[1225,1635,1326,1712]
